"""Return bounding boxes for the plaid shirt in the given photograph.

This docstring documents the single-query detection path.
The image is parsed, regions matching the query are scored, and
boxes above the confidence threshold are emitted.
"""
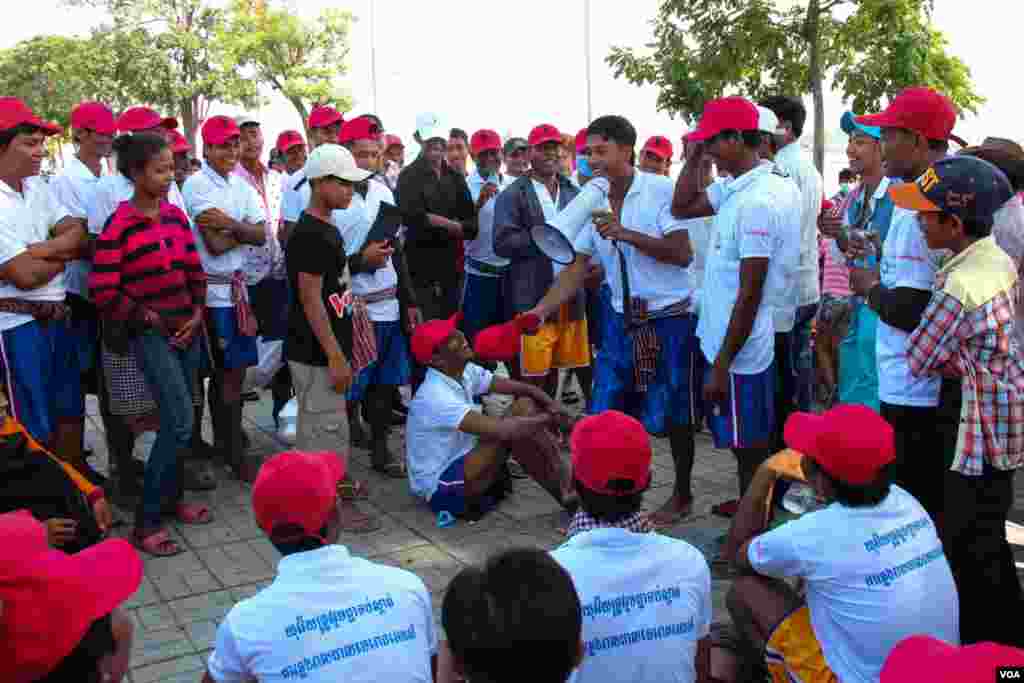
[907,237,1024,476]
[565,508,652,540]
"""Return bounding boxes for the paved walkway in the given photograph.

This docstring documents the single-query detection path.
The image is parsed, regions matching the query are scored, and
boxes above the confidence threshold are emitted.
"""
[83,391,1024,682]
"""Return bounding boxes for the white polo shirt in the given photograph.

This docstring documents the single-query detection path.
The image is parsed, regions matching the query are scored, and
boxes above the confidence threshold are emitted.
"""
[406,364,493,501]
[234,164,286,285]
[49,156,106,297]
[281,171,311,224]
[182,162,266,307]
[552,529,711,683]
[773,142,823,308]
[572,170,691,313]
[698,163,791,374]
[333,179,401,322]
[877,205,941,407]
[0,178,72,332]
[748,486,959,683]
[682,217,715,315]
[465,170,512,276]
[207,544,438,683]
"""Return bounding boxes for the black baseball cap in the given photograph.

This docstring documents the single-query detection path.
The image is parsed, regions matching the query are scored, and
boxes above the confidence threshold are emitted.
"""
[889,156,1013,228]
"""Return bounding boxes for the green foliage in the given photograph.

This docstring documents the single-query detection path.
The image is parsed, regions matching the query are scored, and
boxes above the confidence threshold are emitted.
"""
[221,0,354,128]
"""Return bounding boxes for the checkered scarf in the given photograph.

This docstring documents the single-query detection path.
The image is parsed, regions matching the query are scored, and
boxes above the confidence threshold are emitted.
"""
[565,508,652,540]
[208,271,257,337]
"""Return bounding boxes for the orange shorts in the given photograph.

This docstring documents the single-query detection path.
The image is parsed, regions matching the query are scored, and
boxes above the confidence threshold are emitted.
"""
[765,606,837,683]
[520,303,590,377]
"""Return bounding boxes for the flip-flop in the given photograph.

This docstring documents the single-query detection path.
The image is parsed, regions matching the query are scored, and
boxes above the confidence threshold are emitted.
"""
[176,502,214,525]
[134,528,183,557]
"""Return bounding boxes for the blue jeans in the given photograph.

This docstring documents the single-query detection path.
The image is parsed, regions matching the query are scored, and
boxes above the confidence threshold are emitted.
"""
[131,331,199,529]
[792,302,819,412]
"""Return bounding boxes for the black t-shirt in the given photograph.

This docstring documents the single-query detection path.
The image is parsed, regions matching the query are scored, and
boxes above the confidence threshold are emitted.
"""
[285,211,353,366]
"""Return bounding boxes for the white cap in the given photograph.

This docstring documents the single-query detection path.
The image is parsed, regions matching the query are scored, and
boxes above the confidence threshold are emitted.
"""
[757,106,781,135]
[415,112,448,143]
[235,114,260,128]
[303,144,372,183]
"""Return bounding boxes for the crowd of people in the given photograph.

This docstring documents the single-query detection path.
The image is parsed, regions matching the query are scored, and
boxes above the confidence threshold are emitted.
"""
[3,82,1024,682]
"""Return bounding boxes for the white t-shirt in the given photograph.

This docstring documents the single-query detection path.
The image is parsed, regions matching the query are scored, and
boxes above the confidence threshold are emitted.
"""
[748,486,959,683]
[465,170,512,275]
[49,157,106,297]
[877,205,941,407]
[552,528,711,683]
[682,217,714,315]
[333,179,400,322]
[697,163,791,374]
[281,171,311,223]
[406,364,493,500]
[0,178,72,332]
[773,142,823,307]
[207,544,438,683]
[572,171,691,313]
[182,163,266,307]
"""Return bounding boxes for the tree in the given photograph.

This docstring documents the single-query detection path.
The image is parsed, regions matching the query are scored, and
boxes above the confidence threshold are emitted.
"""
[221,0,354,136]
[607,0,984,171]
[65,0,259,147]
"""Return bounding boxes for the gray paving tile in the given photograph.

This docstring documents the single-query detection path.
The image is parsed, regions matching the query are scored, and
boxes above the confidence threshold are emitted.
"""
[247,536,283,568]
[185,620,220,653]
[131,626,195,667]
[123,575,162,609]
[376,545,465,594]
[167,589,236,625]
[131,654,206,683]
[197,541,276,587]
[437,529,558,566]
[229,580,272,602]
[176,521,243,549]
[132,603,178,632]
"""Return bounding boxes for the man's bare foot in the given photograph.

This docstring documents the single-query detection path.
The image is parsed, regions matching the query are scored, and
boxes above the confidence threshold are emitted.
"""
[649,494,693,528]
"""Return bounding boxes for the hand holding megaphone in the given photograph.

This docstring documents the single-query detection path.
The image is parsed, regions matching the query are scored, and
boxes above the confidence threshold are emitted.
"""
[593,208,627,242]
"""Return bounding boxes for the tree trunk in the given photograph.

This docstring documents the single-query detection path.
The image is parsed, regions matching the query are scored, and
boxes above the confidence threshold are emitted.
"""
[287,96,311,141]
[180,97,197,153]
[805,0,826,173]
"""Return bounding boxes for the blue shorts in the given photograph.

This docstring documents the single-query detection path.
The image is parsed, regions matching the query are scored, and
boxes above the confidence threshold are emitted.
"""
[0,319,83,444]
[591,312,700,436]
[428,455,502,519]
[705,360,776,450]
[348,320,412,401]
[206,307,258,371]
[460,272,506,343]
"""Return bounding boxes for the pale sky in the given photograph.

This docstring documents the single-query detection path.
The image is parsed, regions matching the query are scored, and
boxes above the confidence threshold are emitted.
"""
[6,0,1022,190]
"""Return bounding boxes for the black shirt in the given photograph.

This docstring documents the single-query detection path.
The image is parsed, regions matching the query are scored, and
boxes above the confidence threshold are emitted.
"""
[396,154,478,285]
[285,211,353,366]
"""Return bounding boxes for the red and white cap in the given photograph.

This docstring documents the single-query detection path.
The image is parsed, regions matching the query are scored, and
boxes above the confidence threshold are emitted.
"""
[784,404,895,485]
[252,451,346,543]
[201,115,241,146]
[857,87,966,146]
[684,97,759,143]
[410,313,462,364]
[642,135,673,160]
[571,411,652,496]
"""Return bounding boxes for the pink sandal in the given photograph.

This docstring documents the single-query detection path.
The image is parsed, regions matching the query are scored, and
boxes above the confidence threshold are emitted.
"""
[175,502,213,525]
[134,528,183,557]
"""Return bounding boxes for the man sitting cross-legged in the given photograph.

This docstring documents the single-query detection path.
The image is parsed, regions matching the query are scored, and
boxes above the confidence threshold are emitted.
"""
[720,405,959,683]
[406,313,575,520]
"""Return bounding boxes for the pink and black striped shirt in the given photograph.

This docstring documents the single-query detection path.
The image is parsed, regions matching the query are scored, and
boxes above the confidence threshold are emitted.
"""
[89,200,206,330]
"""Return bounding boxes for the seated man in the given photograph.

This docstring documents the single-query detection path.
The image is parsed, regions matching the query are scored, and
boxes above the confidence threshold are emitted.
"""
[0,509,139,683]
[406,314,574,520]
[722,405,959,683]
[551,410,712,682]
[204,451,438,683]
[439,548,583,683]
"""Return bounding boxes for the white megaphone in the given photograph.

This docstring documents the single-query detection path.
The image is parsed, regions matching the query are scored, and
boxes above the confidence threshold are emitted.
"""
[530,176,610,264]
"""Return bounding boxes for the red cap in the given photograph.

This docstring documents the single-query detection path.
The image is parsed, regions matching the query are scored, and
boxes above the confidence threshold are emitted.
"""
[202,115,241,146]
[470,129,502,156]
[384,134,404,149]
[308,105,344,130]
[881,635,1024,683]
[0,98,61,136]
[571,411,652,496]
[276,129,305,153]
[252,451,346,542]
[116,106,176,133]
[642,135,673,160]
[338,116,381,144]
[0,510,143,683]
[473,313,541,361]
[167,129,191,154]
[70,101,115,136]
[410,313,462,364]
[684,97,759,142]
[529,123,562,147]
[821,198,834,213]
[856,87,966,146]
[784,404,895,485]
[575,127,589,154]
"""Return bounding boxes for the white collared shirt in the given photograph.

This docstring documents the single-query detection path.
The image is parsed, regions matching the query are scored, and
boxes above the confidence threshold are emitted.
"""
[773,142,823,307]
[332,179,401,322]
[207,544,438,683]
[877,202,941,407]
[281,171,310,223]
[181,162,265,307]
[50,156,107,297]
[551,527,711,683]
[698,163,796,374]
[0,177,72,331]
[465,170,512,275]
[572,170,691,313]
[234,163,286,284]
[406,364,493,500]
